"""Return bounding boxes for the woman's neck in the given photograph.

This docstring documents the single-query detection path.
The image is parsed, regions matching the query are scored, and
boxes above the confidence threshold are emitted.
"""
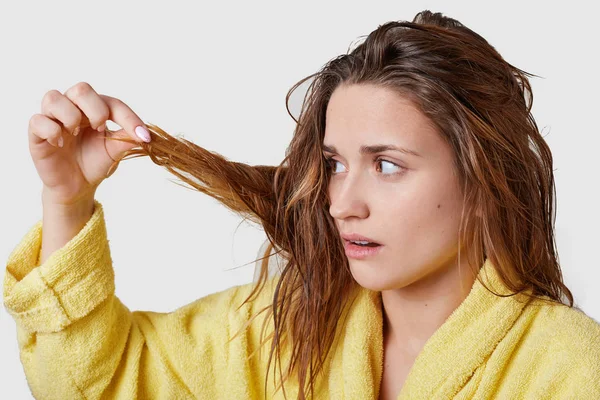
[380,257,478,357]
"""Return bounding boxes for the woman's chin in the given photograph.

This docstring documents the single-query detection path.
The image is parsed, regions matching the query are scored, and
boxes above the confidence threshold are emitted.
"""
[350,263,415,292]
[349,263,392,292]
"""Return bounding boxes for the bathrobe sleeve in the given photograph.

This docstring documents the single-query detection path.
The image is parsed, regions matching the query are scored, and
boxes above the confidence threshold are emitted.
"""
[3,200,272,400]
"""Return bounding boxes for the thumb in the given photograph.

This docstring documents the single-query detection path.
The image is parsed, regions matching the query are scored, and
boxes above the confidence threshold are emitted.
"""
[103,126,146,162]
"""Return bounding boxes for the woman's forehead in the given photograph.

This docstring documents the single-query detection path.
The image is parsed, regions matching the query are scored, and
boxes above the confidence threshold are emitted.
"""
[324,84,442,157]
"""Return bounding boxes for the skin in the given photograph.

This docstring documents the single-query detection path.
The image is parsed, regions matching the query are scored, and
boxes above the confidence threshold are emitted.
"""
[323,83,480,397]
[28,82,151,265]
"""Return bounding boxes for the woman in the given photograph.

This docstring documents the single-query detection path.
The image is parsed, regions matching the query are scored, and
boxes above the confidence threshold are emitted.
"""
[4,9,600,400]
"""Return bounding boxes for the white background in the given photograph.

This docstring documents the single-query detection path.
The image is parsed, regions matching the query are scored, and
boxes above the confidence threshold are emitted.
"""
[1,1,598,398]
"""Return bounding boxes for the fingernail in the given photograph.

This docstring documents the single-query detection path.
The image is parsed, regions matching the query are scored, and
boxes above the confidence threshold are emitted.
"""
[58,135,64,147]
[135,125,151,142]
[73,126,80,136]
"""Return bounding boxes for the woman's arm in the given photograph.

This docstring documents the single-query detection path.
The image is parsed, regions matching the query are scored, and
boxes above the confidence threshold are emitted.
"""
[39,187,96,266]
[3,200,272,399]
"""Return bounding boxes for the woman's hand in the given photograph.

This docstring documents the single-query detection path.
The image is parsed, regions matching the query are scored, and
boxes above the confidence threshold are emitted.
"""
[29,81,152,206]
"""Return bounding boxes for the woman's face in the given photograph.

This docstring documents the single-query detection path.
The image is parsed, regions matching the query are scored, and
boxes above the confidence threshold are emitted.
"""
[324,83,466,291]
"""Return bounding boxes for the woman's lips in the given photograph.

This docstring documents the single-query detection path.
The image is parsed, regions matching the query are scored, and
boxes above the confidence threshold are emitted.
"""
[344,240,383,259]
[340,233,380,244]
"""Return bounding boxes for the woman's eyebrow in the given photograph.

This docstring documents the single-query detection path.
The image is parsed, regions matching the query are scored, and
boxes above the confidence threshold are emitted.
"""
[322,143,422,158]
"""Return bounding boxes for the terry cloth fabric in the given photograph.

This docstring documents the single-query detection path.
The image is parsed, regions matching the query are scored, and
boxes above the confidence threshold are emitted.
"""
[4,200,600,399]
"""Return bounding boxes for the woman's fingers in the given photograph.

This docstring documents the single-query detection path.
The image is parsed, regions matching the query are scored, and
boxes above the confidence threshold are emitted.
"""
[34,82,152,150]
[63,82,110,132]
[99,94,151,143]
[28,113,63,147]
[60,82,151,144]
[40,89,83,137]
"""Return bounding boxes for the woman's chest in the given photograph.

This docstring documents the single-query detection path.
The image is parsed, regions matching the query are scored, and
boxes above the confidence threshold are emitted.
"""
[378,346,418,400]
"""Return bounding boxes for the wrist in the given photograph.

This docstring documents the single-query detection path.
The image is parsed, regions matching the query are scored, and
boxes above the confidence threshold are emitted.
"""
[39,190,96,266]
[42,187,95,209]
[42,192,95,222]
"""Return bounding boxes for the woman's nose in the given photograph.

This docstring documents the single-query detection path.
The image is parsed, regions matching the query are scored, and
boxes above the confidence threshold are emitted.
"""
[328,176,369,220]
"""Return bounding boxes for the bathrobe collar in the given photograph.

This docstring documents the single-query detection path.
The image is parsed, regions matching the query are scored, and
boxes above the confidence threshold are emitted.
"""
[331,258,532,399]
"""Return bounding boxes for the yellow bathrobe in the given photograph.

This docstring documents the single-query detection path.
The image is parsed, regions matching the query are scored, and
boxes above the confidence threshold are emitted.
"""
[4,200,600,399]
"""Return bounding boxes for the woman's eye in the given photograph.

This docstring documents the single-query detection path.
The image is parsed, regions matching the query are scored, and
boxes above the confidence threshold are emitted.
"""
[377,159,400,174]
[325,157,403,177]
[329,159,345,173]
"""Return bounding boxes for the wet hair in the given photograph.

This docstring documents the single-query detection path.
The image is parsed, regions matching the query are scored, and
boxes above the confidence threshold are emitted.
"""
[103,10,574,399]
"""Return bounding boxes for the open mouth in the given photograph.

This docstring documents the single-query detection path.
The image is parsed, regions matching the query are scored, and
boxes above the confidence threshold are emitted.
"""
[345,239,381,247]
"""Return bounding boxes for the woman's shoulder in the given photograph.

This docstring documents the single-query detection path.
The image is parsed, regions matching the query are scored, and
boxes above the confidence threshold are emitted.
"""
[490,298,600,398]
[529,297,600,338]
[177,275,279,320]
[522,297,600,363]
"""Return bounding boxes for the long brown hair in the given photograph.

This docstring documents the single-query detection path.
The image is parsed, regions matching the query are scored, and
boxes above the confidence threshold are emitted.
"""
[102,10,574,399]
